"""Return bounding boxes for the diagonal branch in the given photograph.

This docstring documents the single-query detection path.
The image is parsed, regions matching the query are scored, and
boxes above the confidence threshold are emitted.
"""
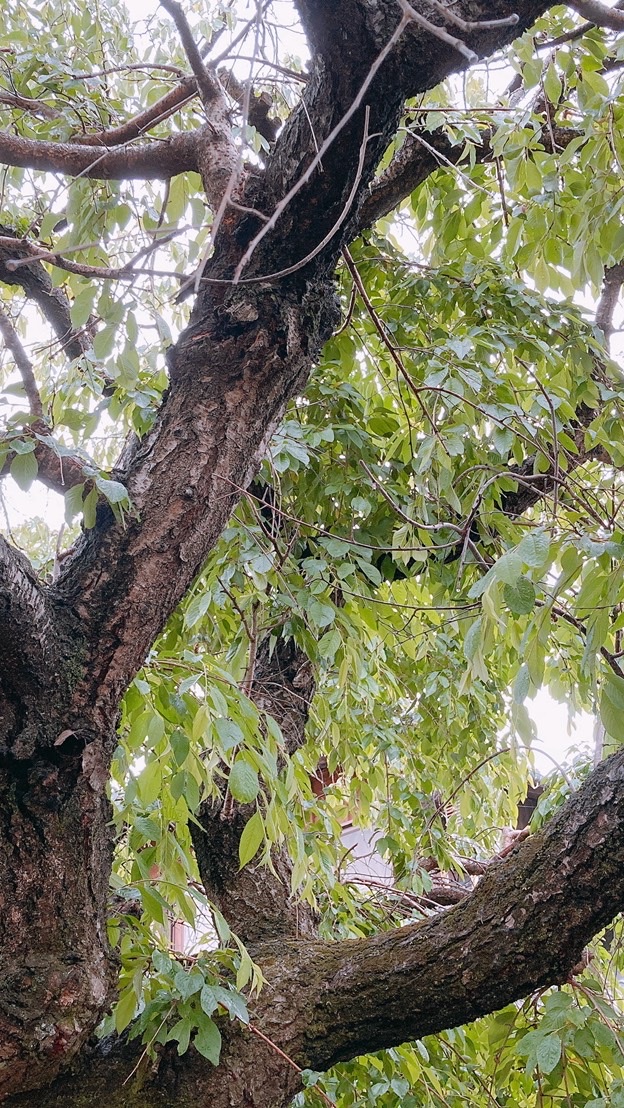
[358,121,582,232]
[0,303,44,419]
[567,0,624,29]
[160,0,222,106]
[0,227,91,361]
[73,76,198,146]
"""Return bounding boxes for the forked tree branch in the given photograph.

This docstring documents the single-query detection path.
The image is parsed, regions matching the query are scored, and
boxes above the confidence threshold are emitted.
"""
[10,743,624,1108]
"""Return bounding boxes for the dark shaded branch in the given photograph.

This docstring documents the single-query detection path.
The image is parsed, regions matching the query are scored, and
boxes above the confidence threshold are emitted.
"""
[358,122,582,231]
[595,261,624,338]
[0,538,59,738]
[0,129,199,180]
[74,76,198,146]
[0,304,44,418]
[0,227,90,360]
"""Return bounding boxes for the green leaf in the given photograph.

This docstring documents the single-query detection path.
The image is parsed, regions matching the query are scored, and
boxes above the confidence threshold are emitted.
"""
[95,476,130,506]
[10,450,38,490]
[238,810,264,868]
[174,969,203,1000]
[193,1019,222,1064]
[535,1033,562,1074]
[200,985,218,1016]
[503,576,536,615]
[517,532,550,568]
[228,759,260,804]
[114,987,137,1034]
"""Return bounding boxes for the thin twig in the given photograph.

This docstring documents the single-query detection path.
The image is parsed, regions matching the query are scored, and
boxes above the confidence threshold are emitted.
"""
[248,1024,336,1107]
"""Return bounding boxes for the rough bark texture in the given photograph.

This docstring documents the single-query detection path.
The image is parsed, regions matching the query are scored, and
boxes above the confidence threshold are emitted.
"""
[3,1,623,1105]
[7,745,624,1108]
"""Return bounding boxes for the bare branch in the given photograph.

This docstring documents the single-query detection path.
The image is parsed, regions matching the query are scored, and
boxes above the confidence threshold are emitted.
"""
[0,235,182,283]
[0,91,59,119]
[0,303,44,418]
[0,129,199,180]
[0,537,61,738]
[567,0,624,29]
[0,227,90,360]
[159,0,222,105]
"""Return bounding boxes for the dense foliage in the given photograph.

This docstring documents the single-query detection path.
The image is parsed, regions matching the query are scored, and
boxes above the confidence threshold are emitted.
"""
[3,1,624,1104]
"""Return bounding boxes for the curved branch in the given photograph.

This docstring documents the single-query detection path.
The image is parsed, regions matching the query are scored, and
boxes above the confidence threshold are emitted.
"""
[0,227,91,360]
[0,129,199,180]
[191,636,317,945]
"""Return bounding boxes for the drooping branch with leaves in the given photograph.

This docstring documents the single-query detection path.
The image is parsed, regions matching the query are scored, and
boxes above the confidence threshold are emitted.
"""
[3,2,624,1106]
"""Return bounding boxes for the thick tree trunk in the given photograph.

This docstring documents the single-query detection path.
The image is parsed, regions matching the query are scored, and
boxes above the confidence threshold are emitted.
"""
[0,744,116,1099]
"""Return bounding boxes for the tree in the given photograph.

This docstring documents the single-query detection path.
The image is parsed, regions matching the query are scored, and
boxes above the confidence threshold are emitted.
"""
[2,0,624,1103]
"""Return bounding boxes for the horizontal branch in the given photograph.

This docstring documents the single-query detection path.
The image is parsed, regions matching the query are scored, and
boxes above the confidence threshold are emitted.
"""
[0,129,199,180]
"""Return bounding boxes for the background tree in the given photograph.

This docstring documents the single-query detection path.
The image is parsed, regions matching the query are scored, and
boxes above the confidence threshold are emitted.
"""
[2,1,624,1105]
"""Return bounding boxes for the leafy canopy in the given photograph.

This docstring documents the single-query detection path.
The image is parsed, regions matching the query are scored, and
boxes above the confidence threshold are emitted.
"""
[2,0,624,1103]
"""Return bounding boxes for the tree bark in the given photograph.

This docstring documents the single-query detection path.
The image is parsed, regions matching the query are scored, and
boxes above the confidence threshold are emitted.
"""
[8,745,624,1108]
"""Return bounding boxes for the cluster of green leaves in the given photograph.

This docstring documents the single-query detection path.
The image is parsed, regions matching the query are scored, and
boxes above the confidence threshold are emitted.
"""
[104,911,258,1066]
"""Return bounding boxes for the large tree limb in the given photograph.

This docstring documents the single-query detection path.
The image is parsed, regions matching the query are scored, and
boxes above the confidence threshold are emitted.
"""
[9,744,624,1108]
[0,129,199,180]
